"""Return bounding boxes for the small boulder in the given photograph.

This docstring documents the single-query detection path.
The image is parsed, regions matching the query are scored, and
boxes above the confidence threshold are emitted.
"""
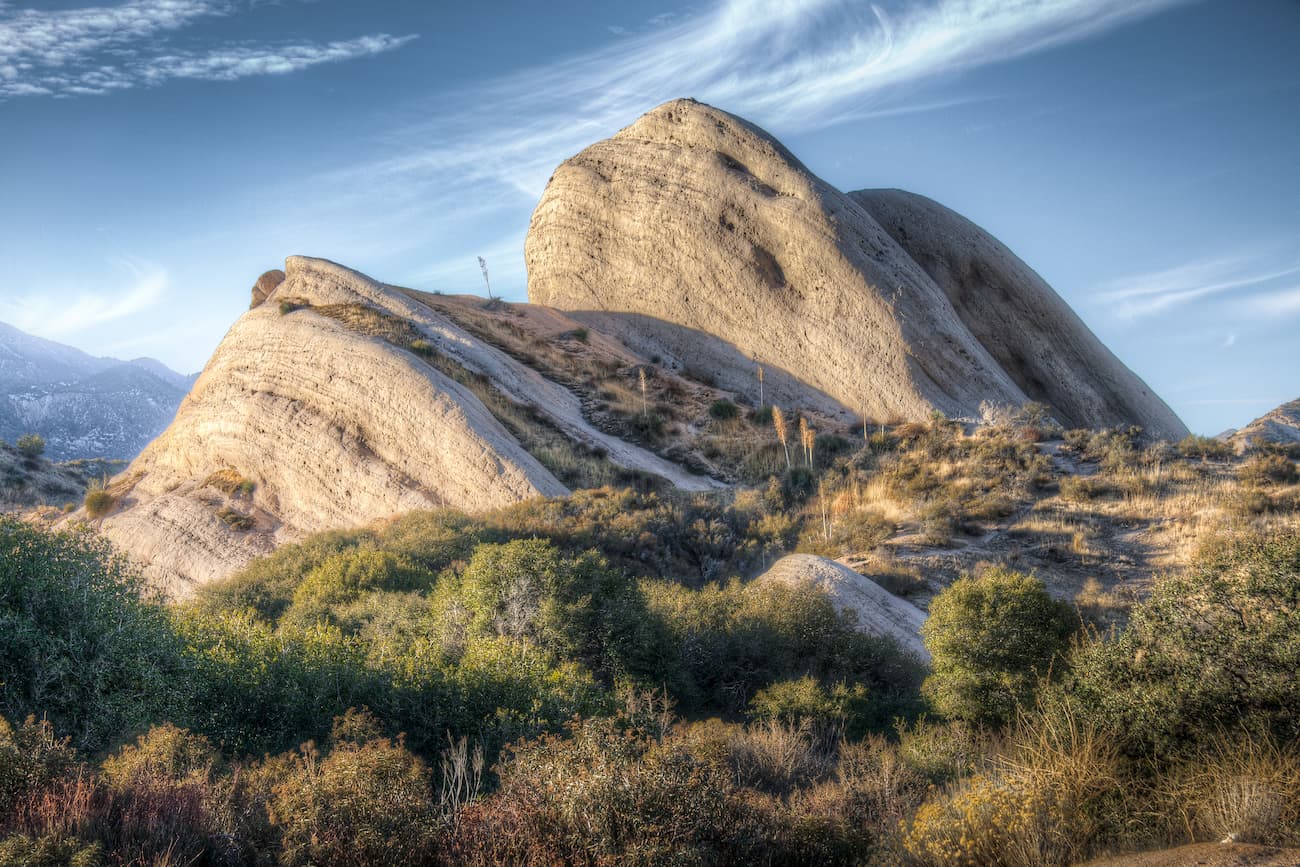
[250,269,286,309]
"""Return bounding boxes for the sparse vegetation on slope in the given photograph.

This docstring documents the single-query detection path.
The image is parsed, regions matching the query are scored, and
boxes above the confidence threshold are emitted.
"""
[7,404,1300,863]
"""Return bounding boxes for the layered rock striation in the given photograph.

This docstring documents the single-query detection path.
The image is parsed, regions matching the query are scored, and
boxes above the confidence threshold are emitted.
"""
[526,98,1187,439]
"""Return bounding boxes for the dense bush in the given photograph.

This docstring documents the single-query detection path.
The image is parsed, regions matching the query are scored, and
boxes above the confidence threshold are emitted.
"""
[921,568,1075,727]
[1239,452,1299,487]
[82,489,114,519]
[15,434,44,460]
[708,398,739,420]
[1067,533,1300,757]
[0,520,180,751]
[1176,434,1233,461]
[269,711,443,866]
[645,579,924,731]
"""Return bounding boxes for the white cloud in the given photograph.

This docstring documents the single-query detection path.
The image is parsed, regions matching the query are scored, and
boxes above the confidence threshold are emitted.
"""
[334,0,1189,221]
[1094,251,1300,321]
[0,262,168,338]
[0,0,416,98]
[140,34,418,83]
[1245,286,1300,318]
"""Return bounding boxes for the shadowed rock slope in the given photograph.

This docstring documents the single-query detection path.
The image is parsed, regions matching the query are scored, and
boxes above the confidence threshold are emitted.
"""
[526,98,1186,439]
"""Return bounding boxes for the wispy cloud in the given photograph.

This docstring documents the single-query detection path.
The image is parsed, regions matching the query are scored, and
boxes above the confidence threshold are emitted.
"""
[0,261,168,338]
[0,0,416,98]
[358,0,1188,195]
[1093,250,1300,321]
[1245,286,1300,318]
[317,0,1187,289]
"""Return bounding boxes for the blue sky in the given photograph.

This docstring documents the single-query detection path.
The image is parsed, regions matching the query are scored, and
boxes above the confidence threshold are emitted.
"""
[0,0,1296,435]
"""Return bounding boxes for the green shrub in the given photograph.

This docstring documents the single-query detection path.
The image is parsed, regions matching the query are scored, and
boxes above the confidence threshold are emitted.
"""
[1177,434,1233,461]
[269,711,442,867]
[1239,452,1298,487]
[0,834,100,866]
[408,339,436,358]
[921,568,1075,727]
[0,520,180,750]
[450,538,667,682]
[291,548,431,613]
[173,610,383,757]
[278,300,301,315]
[0,715,77,816]
[709,399,740,420]
[645,579,924,729]
[1059,475,1116,503]
[100,724,221,790]
[194,529,374,623]
[1067,533,1300,757]
[15,434,44,460]
[83,489,114,519]
[749,676,869,734]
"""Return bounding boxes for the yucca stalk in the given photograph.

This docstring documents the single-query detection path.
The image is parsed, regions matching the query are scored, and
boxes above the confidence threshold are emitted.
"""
[477,256,494,301]
[638,367,648,418]
[773,406,791,470]
[757,362,765,407]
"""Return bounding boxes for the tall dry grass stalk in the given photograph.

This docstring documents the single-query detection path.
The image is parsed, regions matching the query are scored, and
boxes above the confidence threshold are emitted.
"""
[773,406,791,470]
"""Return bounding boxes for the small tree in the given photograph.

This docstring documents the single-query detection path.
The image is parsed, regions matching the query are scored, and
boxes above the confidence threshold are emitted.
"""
[15,434,44,459]
[921,568,1074,727]
[638,367,649,419]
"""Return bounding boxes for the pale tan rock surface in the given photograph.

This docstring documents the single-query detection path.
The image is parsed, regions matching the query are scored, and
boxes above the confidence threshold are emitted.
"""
[526,98,1187,439]
[754,553,929,660]
[95,257,571,595]
[93,256,720,595]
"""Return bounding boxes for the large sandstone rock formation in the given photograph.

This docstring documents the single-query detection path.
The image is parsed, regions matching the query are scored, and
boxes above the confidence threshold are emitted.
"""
[754,554,929,659]
[93,256,712,595]
[526,98,1187,439]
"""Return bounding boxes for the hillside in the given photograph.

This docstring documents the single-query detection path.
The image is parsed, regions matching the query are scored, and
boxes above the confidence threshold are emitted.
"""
[0,321,192,460]
[1230,398,1300,452]
[86,101,1196,598]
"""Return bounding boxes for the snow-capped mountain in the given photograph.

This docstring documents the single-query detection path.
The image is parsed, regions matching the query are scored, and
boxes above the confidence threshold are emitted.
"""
[0,322,193,460]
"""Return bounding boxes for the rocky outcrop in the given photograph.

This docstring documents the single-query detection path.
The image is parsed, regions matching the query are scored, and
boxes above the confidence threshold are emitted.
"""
[849,189,1187,438]
[526,98,1187,439]
[95,257,570,595]
[92,256,717,596]
[754,554,929,659]
[250,269,286,309]
[1230,398,1300,452]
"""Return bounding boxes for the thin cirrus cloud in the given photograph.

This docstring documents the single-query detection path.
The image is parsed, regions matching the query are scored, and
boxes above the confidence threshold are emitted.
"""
[0,263,169,338]
[344,0,1191,208]
[1092,250,1300,321]
[0,0,416,98]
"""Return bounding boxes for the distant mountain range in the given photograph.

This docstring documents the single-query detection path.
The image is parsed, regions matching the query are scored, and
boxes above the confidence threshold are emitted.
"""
[0,321,195,460]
